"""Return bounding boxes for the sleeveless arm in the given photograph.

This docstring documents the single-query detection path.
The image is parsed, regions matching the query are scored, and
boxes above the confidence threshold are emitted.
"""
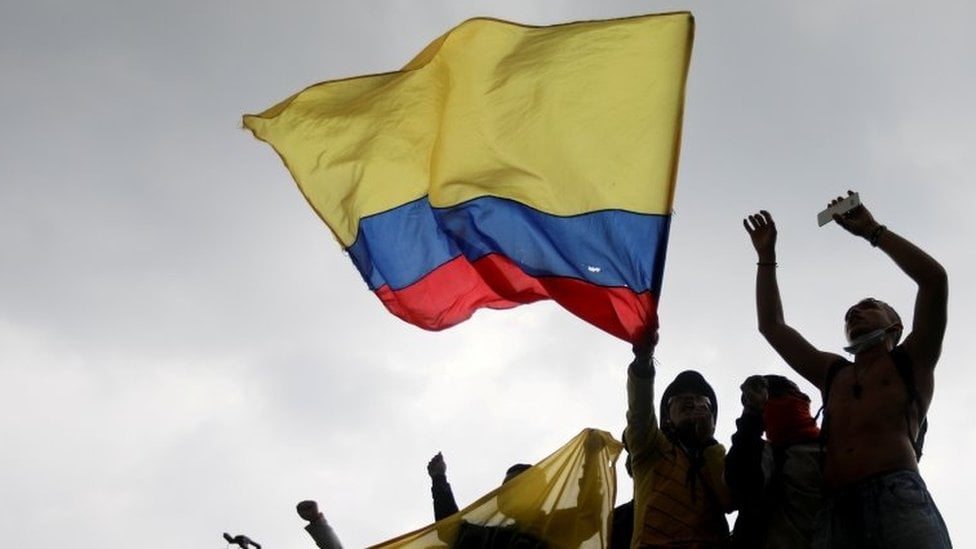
[874,228,948,370]
[745,211,837,389]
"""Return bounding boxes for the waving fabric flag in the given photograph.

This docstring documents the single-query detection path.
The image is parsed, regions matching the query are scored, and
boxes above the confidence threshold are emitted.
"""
[243,12,694,343]
[368,428,623,549]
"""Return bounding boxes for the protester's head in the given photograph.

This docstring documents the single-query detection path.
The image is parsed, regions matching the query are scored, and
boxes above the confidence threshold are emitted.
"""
[763,374,805,399]
[844,297,903,347]
[660,370,717,444]
[502,463,532,484]
[761,375,820,446]
[497,464,546,518]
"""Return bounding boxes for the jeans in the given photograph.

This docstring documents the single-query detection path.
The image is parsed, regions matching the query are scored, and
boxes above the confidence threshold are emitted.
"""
[812,470,951,549]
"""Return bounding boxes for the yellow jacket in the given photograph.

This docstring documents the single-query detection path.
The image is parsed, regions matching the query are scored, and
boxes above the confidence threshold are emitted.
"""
[626,361,734,548]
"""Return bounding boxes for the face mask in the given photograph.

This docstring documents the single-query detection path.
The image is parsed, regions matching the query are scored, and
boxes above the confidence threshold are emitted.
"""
[844,328,888,354]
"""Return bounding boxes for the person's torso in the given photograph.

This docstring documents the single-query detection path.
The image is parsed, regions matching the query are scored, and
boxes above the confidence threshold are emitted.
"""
[632,436,729,548]
[822,352,928,489]
[762,443,823,549]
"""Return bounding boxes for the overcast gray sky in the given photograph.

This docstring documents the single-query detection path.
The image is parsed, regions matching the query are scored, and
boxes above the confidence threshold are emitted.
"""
[1,1,974,548]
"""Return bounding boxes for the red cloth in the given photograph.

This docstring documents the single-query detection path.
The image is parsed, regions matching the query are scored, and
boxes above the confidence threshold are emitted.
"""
[764,394,820,447]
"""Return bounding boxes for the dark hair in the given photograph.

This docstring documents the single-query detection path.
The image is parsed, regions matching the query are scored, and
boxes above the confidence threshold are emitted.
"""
[503,463,532,483]
[763,374,809,401]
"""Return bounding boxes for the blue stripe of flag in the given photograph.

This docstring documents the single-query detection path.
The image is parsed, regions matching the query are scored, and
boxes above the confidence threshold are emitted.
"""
[347,195,670,294]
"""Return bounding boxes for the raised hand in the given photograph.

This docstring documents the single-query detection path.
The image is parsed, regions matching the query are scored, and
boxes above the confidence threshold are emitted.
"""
[740,375,769,414]
[296,500,322,521]
[830,190,879,238]
[427,452,447,478]
[584,428,605,455]
[743,210,777,261]
[695,413,716,444]
[632,329,659,360]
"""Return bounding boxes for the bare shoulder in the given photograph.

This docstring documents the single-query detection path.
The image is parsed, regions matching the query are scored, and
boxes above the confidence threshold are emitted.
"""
[802,350,847,392]
[763,326,844,391]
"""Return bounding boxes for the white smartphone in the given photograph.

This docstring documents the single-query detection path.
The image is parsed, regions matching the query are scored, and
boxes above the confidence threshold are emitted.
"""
[817,192,860,227]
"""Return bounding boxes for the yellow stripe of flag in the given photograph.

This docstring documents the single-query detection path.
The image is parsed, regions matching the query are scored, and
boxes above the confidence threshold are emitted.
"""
[244,12,693,248]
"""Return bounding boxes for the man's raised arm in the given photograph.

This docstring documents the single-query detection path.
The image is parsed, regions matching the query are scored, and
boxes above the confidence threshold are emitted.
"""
[625,331,659,458]
[744,210,837,389]
[427,452,460,521]
[829,191,948,369]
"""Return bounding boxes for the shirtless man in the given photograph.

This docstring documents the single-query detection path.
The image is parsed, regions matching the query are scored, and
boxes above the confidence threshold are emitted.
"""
[743,192,951,548]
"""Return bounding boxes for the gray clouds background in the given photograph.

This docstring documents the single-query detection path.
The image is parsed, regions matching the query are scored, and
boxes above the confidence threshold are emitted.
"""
[1,1,974,547]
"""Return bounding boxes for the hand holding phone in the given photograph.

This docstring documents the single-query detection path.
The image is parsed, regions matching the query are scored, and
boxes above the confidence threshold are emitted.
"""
[817,192,860,226]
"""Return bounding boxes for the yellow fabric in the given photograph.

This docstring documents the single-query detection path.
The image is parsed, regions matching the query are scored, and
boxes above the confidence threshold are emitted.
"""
[243,13,694,247]
[626,370,733,548]
[369,428,624,549]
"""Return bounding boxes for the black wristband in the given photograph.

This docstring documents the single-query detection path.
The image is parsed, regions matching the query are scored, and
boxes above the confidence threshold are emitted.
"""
[869,224,887,247]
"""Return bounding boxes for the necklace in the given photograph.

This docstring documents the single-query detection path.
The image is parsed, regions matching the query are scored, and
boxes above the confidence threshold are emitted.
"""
[852,360,875,399]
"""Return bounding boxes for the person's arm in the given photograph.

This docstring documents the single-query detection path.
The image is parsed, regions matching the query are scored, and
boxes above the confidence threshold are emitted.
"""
[744,211,839,389]
[725,376,768,503]
[428,452,460,521]
[572,429,610,539]
[830,191,948,369]
[539,430,613,545]
[724,376,769,545]
[222,533,261,549]
[296,501,344,549]
[625,332,660,459]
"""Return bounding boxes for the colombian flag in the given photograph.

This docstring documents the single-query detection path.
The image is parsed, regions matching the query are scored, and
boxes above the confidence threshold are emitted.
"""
[244,13,694,343]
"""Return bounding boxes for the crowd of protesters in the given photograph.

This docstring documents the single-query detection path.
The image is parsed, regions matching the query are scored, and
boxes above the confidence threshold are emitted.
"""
[281,193,949,548]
